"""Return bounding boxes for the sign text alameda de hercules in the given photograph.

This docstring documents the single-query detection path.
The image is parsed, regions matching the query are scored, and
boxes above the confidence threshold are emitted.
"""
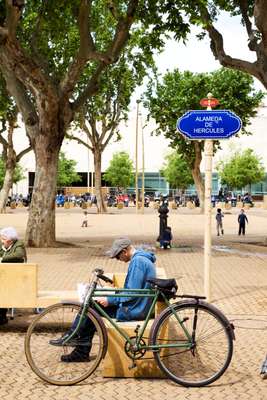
[177,110,242,140]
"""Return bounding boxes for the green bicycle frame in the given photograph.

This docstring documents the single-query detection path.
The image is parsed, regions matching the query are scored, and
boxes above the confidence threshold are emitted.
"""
[64,286,193,352]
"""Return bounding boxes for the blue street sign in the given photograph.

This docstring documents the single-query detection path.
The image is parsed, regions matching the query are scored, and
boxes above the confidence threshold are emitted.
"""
[177,110,242,140]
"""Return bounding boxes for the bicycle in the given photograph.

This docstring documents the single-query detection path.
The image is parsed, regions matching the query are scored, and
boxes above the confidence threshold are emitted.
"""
[25,268,235,387]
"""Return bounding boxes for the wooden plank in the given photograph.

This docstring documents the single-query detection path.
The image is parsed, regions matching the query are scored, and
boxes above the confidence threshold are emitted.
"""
[0,263,38,308]
[102,319,166,378]
[103,268,168,378]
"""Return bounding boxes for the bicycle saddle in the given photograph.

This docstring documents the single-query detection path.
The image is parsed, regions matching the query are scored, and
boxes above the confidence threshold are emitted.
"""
[147,278,178,292]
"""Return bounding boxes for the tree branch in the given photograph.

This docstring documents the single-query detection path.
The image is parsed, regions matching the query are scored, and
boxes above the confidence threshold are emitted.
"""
[0,132,8,147]
[238,0,259,51]
[72,0,138,112]
[16,145,31,162]
[66,133,93,152]
[0,65,38,142]
[102,125,117,150]
[199,5,262,82]
[72,62,106,112]
[254,0,267,49]
[108,1,121,20]
[5,0,24,40]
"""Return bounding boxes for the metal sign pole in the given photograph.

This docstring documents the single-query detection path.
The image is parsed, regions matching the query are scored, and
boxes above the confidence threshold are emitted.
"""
[204,139,213,301]
[177,96,242,302]
[204,93,213,301]
[135,101,140,213]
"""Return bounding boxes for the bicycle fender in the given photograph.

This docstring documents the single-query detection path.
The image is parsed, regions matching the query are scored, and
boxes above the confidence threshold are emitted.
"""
[149,299,235,345]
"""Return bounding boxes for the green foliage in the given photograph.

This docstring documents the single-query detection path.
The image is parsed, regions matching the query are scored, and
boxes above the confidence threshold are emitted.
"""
[216,148,265,190]
[161,151,194,189]
[0,158,24,187]
[144,68,264,167]
[57,152,81,188]
[0,73,17,123]
[103,151,134,189]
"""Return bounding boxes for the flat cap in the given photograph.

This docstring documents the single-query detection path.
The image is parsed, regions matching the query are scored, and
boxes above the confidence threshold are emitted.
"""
[106,237,131,258]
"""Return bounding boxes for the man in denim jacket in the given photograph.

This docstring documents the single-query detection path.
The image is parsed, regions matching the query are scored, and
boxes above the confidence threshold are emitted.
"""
[50,237,156,362]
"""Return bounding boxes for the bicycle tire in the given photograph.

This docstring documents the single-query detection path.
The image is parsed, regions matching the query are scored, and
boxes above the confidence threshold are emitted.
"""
[25,303,107,385]
[150,300,234,387]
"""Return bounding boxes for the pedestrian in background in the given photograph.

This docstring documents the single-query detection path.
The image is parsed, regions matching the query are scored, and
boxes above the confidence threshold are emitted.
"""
[238,209,248,235]
[216,208,224,236]
[81,211,88,227]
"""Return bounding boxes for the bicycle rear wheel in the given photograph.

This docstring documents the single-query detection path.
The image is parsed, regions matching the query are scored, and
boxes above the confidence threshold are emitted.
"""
[25,303,106,385]
[150,301,234,387]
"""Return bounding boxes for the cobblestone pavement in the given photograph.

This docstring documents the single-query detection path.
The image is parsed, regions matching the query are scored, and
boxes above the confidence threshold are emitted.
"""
[0,208,267,399]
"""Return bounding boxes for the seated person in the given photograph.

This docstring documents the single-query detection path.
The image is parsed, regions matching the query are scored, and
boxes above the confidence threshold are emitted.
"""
[160,226,173,249]
[0,226,27,325]
[50,237,156,362]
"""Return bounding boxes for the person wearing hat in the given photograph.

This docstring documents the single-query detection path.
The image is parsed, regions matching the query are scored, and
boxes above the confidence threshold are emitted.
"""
[50,237,156,362]
[0,226,27,325]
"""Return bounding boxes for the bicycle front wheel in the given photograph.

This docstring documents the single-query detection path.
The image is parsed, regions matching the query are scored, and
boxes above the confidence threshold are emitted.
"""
[25,303,106,385]
[151,301,234,387]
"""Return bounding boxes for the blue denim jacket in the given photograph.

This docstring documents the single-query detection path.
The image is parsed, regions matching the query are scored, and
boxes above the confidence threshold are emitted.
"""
[108,249,156,321]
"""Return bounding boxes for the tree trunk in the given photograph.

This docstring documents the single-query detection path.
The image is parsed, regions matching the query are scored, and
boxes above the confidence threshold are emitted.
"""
[94,147,107,213]
[0,164,15,213]
[0,122,17,213]
[191,142,205,212]
[25,135,62,247]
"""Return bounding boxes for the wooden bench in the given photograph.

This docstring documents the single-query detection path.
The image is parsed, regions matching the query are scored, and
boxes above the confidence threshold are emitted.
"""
[102,268,168,378]
[0,263,78,309]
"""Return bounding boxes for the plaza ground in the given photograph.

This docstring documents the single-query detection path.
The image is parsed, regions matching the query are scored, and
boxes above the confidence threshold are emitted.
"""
[0,205,267,399]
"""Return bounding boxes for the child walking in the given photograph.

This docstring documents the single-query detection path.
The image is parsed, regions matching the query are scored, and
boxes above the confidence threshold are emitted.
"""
[216,208,224,236]
[238,209,248,235]
[81,211,88,227]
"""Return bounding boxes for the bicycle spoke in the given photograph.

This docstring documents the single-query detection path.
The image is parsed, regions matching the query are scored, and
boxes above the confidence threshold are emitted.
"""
[25,304,105,385]
[152,302,233,387]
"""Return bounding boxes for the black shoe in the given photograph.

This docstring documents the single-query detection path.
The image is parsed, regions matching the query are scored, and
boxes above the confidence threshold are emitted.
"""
[0,317,8,326]
[61,349,90,363]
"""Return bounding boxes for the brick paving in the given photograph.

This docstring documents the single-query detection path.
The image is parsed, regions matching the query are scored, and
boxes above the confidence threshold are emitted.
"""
[0,206,267,399]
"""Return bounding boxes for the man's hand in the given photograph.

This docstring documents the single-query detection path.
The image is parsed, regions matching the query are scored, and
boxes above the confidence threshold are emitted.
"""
[97,297,108,307]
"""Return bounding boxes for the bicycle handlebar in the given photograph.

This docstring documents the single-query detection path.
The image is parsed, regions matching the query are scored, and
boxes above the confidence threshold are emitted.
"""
[94,268,114,285]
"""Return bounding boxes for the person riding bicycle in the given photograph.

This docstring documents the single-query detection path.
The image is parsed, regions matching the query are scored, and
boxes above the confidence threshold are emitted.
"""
[50,237,156,362]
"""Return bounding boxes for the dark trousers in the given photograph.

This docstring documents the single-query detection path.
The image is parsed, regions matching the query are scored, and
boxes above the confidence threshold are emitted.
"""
[0,308,7,321]
[71,305,117,355]
[238,223,246,235]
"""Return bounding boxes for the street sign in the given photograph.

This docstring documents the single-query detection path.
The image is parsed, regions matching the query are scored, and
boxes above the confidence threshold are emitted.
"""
[200,98,219,108]
[177,110,242,140]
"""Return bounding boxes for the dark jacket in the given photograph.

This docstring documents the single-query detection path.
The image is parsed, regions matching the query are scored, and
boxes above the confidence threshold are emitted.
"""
[0,240,27,263]
[238,213,248,225]
[108,249,156,321]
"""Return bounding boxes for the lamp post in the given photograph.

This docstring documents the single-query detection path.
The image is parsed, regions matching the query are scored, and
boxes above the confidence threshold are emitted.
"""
[140,113,145,213]
[135,100,140,213]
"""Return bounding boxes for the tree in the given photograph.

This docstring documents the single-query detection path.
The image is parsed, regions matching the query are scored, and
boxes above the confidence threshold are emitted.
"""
[103,151,134,190]
[0,0,143,246]
[216,148,265,190]
[144,68,264,209]
[57,152,81,189]
[69,38,155,213]
[161,151,194,190]
[0,158,24,187]
[0,73,31,212]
